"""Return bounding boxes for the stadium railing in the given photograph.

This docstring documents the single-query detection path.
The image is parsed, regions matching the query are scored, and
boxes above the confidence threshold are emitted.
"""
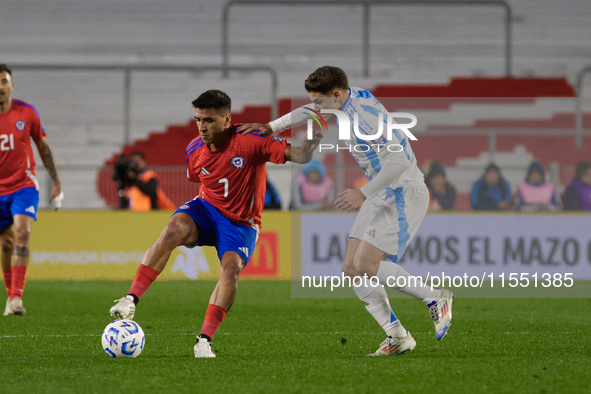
[575,65,591,147]
[221,0,513,77]
[11,63,279,145]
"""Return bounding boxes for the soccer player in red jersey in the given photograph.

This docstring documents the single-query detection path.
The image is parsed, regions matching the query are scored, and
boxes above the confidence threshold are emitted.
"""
[110,90,321,357]
[0,64,63,316]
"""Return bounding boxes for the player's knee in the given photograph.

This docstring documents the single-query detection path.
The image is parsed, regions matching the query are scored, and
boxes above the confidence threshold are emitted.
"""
[351,256,370,276]
[342,252,358,276]
[13,226,30,246]
[1,238,14,255]
[342,262,360,278]
[219,256,243,282]
[160,219,188,247]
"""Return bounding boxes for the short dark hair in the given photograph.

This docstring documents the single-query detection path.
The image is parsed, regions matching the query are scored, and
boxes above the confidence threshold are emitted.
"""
[0,64,12,76]
[574,161,591,182]
[484,163,501,175]
[129,151,146,160]
[304,66,349,94]
[192,90,231,113]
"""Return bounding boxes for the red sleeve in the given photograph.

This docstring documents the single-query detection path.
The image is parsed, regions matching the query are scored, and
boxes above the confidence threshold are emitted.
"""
[29,108,46,144]
[259,135,288,164]
[186,137,203,183]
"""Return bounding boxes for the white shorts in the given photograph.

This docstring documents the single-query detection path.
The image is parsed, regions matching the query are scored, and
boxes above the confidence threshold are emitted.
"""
[349,183,429,262]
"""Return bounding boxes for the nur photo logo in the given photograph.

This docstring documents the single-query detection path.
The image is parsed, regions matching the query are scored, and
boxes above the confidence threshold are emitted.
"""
[305,108,418,153]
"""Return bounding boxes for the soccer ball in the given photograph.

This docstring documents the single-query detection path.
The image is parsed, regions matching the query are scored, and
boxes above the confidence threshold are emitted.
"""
[101,319,145,358]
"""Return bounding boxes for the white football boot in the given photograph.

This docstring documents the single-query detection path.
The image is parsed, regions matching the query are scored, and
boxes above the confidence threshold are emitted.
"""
[3,297,12,316]
[367,331,416,356]
[194,337,216,358]
[428,289,454,340]
[8,297,26,316]
[110,295,135,319]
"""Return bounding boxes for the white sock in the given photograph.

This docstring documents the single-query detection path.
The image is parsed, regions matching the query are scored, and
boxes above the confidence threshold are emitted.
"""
[376,260,442,304]
[353,280,406,338]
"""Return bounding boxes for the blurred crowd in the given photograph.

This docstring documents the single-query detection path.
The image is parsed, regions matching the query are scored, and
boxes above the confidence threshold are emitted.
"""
[274,160,591,212]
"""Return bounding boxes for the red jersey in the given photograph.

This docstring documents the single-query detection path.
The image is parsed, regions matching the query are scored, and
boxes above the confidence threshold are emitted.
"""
[186,126,288,227]
[0,99,46,196]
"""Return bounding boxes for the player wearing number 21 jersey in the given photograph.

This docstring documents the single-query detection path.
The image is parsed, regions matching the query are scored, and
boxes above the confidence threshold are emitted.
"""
[0,64,63,317]
[110,89,322,358]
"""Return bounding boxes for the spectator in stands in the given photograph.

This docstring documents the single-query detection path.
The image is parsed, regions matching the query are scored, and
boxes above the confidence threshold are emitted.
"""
[515,161,559,211]
[471,163,512,211]
[425,161,456,210]
[264,179,282,210]
[562,161,591,211]
[123,151,175,211]
[291,159,334,210]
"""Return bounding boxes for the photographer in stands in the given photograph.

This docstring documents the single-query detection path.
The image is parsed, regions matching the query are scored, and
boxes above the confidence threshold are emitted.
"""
[113,151,175,211]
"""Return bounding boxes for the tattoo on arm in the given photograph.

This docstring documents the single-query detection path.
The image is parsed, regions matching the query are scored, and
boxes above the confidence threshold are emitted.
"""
[38,140,61,185]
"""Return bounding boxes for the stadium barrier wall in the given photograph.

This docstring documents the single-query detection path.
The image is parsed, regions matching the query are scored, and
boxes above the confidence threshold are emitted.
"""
[29,211,291,280]
[29,211,591,281]
[298,212,591,280]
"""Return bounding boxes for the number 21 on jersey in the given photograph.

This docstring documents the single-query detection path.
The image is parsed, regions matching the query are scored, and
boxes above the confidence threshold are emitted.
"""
[0,134,14,151]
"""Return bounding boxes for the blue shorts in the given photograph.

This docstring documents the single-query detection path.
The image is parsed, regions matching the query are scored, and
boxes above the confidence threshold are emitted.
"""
[174,198,258,264]
[0,187,40,231]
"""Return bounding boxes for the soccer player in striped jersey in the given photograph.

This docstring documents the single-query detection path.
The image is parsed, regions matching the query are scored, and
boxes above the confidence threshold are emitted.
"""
[0,64,63,316]
[110,90,321,358]
[239,66,453,356]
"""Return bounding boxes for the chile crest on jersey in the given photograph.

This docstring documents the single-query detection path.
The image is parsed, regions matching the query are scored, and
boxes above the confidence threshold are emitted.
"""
[231,156,245,169]
[15,120,26,131]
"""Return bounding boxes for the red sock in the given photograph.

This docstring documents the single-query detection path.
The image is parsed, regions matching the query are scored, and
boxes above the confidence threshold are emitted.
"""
[128,264,160,300]
[10,265,27,299]
[2,269,11,297]
[200,304,228,340]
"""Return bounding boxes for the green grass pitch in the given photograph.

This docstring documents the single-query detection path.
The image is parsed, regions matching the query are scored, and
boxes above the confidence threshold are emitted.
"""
[1,280,590,393]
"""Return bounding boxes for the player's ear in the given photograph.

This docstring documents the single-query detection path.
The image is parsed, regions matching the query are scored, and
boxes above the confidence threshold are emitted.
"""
[224,111,231,128]
[333,89,343,105]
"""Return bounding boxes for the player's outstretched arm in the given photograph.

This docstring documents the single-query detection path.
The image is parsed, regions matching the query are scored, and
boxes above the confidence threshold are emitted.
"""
[35,138,63,210]
[238,105,316,136]
[285,129,323,164]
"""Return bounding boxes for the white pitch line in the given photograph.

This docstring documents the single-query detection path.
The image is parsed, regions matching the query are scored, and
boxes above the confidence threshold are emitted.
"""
[0,331,544,339]
[0,331,391,339]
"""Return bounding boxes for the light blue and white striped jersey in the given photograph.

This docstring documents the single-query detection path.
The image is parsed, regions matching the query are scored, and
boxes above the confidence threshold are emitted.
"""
[341,87,424,193]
